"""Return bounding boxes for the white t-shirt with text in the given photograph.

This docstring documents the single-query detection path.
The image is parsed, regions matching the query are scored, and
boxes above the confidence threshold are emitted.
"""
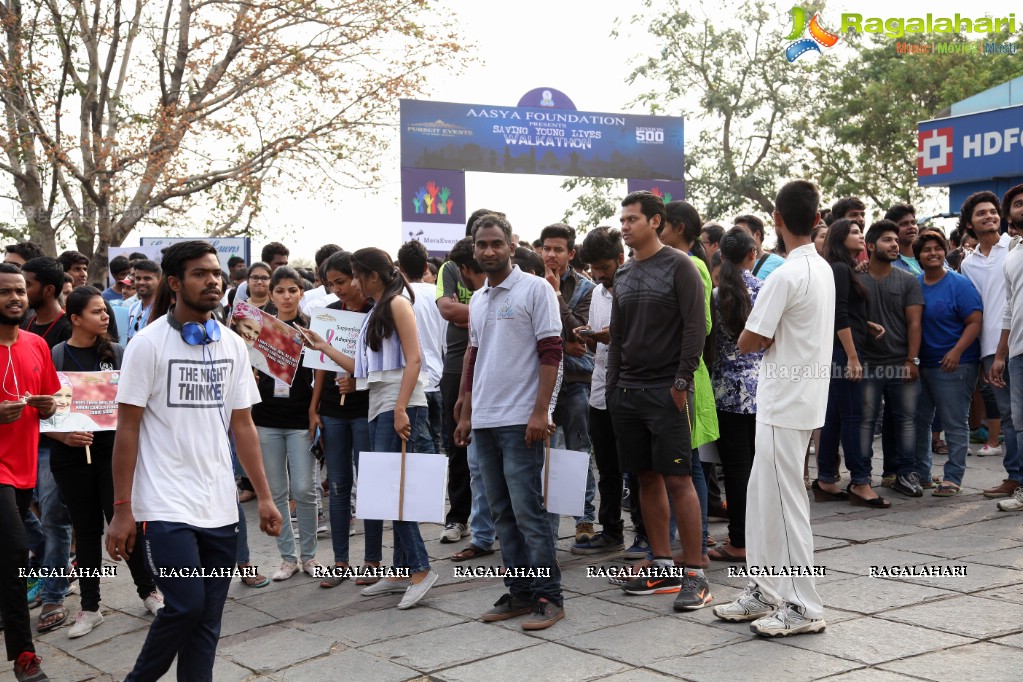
[116,316,260,528]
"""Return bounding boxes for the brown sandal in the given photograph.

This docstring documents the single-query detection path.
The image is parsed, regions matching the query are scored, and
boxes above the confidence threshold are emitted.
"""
[355,563,381,586]
[450,543,496,562]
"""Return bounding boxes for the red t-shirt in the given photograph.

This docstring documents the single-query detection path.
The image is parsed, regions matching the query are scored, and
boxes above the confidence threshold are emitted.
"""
[0,331,61,488]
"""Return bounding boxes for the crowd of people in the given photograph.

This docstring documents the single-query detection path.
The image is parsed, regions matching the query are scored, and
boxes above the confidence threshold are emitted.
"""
[1,179,1022,681]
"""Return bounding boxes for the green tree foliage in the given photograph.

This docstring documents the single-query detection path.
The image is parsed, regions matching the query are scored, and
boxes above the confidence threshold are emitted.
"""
[811,31,1023,207]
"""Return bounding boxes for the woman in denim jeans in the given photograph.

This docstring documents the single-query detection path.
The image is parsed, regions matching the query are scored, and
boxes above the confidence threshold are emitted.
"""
[247,266,321,581]
[815,219,890,507]
[303,248,438,610]
[913,231,983,497]
[308,251,380,588]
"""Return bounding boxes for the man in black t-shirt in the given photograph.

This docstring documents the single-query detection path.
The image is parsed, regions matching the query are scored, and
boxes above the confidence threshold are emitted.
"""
[607,192,712,612]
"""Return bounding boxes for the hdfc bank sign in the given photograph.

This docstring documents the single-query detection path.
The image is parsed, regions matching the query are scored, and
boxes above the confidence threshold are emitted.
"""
[918,105,1023,186]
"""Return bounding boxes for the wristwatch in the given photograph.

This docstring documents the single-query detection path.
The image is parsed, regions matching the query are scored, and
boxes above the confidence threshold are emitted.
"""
[673,377,690,392]
[907,357,920,366]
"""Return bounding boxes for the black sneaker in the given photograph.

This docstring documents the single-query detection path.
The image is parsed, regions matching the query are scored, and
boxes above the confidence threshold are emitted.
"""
[621,568,681,595]
[520,598,565,630]
[673,570,713,611]
[481,593,533,622]
[893,472,923,497]
[570,531,625,555]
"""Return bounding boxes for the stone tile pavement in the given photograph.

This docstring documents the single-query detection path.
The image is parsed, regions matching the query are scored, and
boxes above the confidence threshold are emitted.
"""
[4,441,1022,681]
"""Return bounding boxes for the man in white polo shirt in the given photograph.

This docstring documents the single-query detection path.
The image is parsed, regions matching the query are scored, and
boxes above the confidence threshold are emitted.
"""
[454,214,565,631]
[713,180,835,637]
[106,241,281,681]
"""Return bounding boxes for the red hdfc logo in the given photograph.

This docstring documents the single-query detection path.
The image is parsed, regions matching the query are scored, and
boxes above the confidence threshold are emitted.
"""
[918,128,954,176]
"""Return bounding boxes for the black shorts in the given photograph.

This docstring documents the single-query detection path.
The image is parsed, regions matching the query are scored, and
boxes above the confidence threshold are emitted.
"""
[607,386,693,476]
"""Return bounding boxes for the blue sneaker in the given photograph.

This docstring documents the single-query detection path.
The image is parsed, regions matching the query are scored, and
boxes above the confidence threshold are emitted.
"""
[623,535,650,560]
[26,579,41,609]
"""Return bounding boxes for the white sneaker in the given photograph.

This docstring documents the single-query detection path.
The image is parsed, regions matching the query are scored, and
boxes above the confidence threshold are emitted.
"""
[998,486,1023,512]
[361,578,411,596]
[68,609,103,638]
[302,559,325,577]
[750,603,826,637]
[712,582,777,622]
[397,571,439,610]
[440,522,469,543]
[978,444,1003,457]
[142,592,164,616]
[272,561,300,581]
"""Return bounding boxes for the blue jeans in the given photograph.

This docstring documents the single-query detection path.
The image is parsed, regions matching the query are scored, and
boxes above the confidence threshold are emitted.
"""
[818,348,868,485]
[473,425,562,604]
[1010,356,1023,476]
[257,427,317,564]
[321,414,375,564]
[367,407,432,574]
[36,447,72,605]
[983,356,1021,483]
[127,521,237,682]
[861,371,920,479]
[691,446,708,555]
[915,363,980,486]
[558,382,596,525]
[467,440,495,549]
[423,391,444,455]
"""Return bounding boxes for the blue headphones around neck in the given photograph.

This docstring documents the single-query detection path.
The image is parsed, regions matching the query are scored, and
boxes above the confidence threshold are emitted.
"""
[167,308,222,346]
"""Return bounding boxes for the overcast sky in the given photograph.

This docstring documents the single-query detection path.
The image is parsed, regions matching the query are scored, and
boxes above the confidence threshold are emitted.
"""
[122,0,1018,260]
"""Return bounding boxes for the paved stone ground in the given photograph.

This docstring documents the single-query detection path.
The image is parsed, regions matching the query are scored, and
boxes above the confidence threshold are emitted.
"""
[4,439,1023,681]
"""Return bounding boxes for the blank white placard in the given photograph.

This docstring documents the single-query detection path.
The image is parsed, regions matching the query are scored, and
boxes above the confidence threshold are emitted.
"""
[355,451,448,524]
[541,448,590,517]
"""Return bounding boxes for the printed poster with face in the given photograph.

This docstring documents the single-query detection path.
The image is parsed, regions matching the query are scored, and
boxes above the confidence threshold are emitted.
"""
[40,372,120,432]
[302,308,367,372]
[232,301,305,386]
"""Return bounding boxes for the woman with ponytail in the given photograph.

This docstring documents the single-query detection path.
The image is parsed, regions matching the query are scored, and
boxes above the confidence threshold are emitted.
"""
[708,229,763,562]
[302,247,437,609]
[45,287,161,638]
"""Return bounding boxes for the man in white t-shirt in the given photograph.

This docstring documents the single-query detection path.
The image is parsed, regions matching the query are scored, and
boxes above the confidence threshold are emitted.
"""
[714,180,835,637]
[398,240,446,455]
[106,241,281,681]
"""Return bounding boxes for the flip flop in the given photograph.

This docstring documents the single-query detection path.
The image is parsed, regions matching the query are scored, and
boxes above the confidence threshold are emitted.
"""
[931,439,949,455]
[932,482,961,497]
[450,544,496,563]
[37,604,67,633]
[708,546,746,563]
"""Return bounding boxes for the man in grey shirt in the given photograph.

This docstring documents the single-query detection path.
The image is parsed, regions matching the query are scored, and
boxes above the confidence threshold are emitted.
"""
[858,221,924,497]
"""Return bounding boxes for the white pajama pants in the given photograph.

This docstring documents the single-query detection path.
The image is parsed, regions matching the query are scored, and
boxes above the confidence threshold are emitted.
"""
[745,421,825,619]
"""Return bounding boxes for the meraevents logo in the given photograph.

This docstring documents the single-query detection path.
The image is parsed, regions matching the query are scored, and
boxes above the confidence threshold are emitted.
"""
[785,7,1017,62]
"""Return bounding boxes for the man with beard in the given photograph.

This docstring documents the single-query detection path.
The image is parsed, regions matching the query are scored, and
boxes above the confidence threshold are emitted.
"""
[571,227,633,556]
[106,241,281,681]
[960,192,1021,500]
[857,221,924,497]
[454,214,565,630]
[126,261,161,342]
[539,223,597,545]
[0,263,59,682]
[884,204,923,276]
